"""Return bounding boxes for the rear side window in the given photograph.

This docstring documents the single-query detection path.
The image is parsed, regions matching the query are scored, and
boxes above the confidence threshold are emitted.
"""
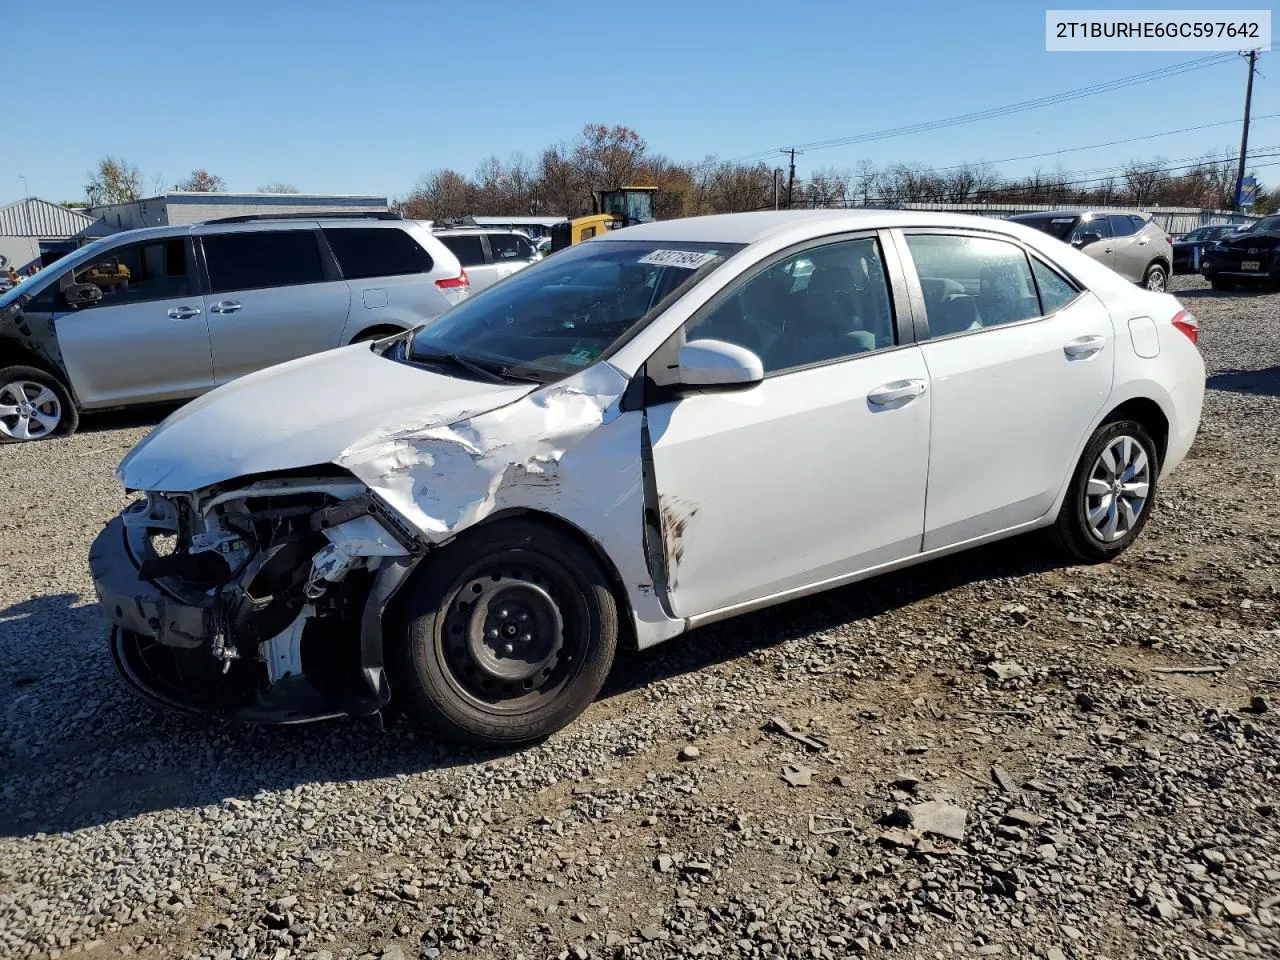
[1030,258,1080,315]
[906,234,1041,336]
[438,234,486,267]
[1108,215,1138,238]
[203,231,325,293]
[324,227,434,280]
[488,233,535,261]
[1129,215,1148,233]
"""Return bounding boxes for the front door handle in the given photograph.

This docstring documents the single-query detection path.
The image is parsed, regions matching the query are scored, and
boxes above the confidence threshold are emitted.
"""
[867,379,927,406]
[1064,335,1106,359]
[209,300,242,315]
[167,305,201,320]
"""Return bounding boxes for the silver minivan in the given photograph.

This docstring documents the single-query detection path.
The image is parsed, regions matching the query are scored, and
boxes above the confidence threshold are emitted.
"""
[433,228,542,292]
[0,213,469,443]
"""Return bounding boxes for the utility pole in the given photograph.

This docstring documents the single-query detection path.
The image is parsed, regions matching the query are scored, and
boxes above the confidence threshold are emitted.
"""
[780,148,802,209]
[773,168,783,210]
[1233,48,1259,212]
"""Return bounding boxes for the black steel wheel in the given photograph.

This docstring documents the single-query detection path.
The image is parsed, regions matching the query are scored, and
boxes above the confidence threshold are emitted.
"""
[391,519,619,746]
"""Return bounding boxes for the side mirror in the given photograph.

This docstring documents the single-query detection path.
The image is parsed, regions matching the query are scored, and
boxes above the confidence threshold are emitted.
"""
[677,338,764,389]
[1075,231,1103,247]
[64,281,103,308]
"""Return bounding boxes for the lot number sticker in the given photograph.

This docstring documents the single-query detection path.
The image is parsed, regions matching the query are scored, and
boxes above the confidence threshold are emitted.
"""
[637,250,721,269]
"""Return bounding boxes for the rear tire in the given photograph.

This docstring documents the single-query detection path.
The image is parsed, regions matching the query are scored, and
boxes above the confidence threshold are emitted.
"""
[1052,419,1160,564]
[0,365,78,443]
[1142,262,1168,292]
[390,519,619,746]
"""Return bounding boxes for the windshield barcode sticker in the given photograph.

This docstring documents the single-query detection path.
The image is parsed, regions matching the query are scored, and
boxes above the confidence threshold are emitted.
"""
[637,250,721,269]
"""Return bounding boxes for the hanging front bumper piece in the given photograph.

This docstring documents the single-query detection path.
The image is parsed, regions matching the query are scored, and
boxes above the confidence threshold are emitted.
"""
[88,486,425,725]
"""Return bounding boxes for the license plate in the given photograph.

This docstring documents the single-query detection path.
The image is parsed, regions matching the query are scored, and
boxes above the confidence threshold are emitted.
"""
[1242,260,1262,271]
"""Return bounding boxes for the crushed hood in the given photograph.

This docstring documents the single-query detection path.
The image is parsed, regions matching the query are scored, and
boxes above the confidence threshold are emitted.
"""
[117,343,536,492]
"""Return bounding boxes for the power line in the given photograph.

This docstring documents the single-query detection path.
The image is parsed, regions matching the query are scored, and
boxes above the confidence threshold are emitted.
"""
[693,51,1250,174]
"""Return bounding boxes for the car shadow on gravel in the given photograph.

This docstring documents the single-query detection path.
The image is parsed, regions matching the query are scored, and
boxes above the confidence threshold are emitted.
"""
[1173,287,1277,299]
[602,533,1070,699]
[0,536,1067,838]
[0,591,521,838]
[1207,366,1280,398]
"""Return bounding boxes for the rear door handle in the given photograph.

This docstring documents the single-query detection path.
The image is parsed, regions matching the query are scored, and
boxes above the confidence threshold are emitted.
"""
[1138,237,1151,245]
[867,379,927,406]
[1064,335,1106,358]
[167,305,201,320]
[209,300,242,315]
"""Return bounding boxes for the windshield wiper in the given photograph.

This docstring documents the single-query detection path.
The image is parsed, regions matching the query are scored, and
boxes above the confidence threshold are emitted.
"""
[411,349,528,385]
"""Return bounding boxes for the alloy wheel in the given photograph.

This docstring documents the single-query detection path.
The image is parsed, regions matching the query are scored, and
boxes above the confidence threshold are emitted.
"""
[1085,434,1151,543]
[0,380,61,441]
[1145,268,1167,292]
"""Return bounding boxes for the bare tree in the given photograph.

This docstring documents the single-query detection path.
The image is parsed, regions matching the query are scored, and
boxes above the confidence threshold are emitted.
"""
[258,182,300,194]
[174,169,226,192]
[85,156,143,206]
[571,124,649,193]
[399,170,471,220]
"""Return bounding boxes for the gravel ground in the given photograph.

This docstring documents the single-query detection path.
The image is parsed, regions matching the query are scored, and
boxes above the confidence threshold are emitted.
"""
[2,275,1278,960]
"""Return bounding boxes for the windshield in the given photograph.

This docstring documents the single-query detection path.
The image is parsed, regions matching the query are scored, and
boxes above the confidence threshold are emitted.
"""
[1242,215,1280,234]
[1011,214,1080,242]
[407,239,743,382]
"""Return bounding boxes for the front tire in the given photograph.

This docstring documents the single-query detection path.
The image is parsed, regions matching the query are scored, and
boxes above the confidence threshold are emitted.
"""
[0,365,78,443]
[1053,419,1160,563]
[1142,262,1168,292]
[390,519,619,746]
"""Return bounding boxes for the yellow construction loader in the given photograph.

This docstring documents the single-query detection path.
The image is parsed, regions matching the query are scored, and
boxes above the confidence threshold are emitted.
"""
[548,186,658,252]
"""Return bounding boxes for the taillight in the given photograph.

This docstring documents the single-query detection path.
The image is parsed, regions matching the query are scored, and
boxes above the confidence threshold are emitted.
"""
[1171,309,1199,345]
[436,268,470,290]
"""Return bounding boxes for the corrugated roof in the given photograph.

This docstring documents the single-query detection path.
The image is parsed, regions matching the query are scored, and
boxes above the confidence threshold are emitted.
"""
[0,198,101,238]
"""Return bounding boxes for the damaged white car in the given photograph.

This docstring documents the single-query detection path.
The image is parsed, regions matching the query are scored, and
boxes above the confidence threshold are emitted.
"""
[91,211,1205,745]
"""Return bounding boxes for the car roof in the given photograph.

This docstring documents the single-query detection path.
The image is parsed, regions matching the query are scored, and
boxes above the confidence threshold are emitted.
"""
[1009,209,1149,220]
[598,209,1050,245]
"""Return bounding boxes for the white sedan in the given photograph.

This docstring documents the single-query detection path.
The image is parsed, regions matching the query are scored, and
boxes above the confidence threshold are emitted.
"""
[90,210,1206,745]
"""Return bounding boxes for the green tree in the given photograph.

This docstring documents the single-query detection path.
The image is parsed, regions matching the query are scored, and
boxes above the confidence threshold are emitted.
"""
[85,156,142,206]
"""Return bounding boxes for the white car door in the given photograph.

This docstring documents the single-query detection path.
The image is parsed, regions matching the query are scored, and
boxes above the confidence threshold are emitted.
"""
[196,227,351,385]
[53,236,214,407]
[644,234,931,619]
[898,231,1115,551]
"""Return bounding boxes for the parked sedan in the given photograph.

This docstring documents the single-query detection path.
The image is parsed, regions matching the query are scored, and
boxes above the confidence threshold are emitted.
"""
[1172,224,1239,274]
[90,210,1205,746]
[433,228,541,292]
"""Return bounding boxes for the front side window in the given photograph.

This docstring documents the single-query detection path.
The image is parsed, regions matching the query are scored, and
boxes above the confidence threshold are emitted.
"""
[202,231,325,293]
[72,239,189,306]
[1073,217,1112,243]
[407,239,742,383]
[325,227,433,280]
[1012,215,1079,242]
[437,234,486,267]
[906,234,1041,337]
[685,237,895,374]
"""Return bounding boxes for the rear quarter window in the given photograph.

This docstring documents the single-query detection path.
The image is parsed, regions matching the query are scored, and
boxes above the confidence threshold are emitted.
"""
[438,235,487,267]
[325,227,434,280]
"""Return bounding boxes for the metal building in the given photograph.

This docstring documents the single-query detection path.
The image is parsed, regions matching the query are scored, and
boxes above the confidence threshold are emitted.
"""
[0,198,111,273]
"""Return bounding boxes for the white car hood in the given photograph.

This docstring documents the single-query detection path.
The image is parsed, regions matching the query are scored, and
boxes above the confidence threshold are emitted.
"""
[117,343,536,492]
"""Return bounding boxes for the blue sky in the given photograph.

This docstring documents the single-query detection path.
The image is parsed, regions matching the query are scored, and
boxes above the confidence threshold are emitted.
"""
[5,0,1274,204]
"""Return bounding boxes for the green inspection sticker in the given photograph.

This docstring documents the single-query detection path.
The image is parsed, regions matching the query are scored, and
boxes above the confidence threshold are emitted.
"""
[563,348,600,366]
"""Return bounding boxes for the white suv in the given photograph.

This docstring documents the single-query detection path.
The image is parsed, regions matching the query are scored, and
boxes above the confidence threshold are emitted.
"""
[433,228,542,292]
[0,213,469,442]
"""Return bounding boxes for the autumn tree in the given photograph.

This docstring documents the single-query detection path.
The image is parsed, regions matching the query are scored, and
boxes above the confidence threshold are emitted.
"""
[173,169,226,192]
[85,156,143,206]
[399,170,472,220]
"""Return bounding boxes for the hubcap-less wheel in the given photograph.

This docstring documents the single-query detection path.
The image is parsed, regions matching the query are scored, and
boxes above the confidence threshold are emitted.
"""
[1145,267,1167,292]
[0,379,61,440]
[1085,435,1150,543]
[438,553,588,714]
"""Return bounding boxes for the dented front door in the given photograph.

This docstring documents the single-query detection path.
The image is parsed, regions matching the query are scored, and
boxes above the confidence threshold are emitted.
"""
[644,347,931,620]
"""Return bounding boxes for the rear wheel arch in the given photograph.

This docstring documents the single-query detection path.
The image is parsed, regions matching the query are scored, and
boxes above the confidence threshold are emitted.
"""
[348,323,408,344]
[1103,396,1169,467]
